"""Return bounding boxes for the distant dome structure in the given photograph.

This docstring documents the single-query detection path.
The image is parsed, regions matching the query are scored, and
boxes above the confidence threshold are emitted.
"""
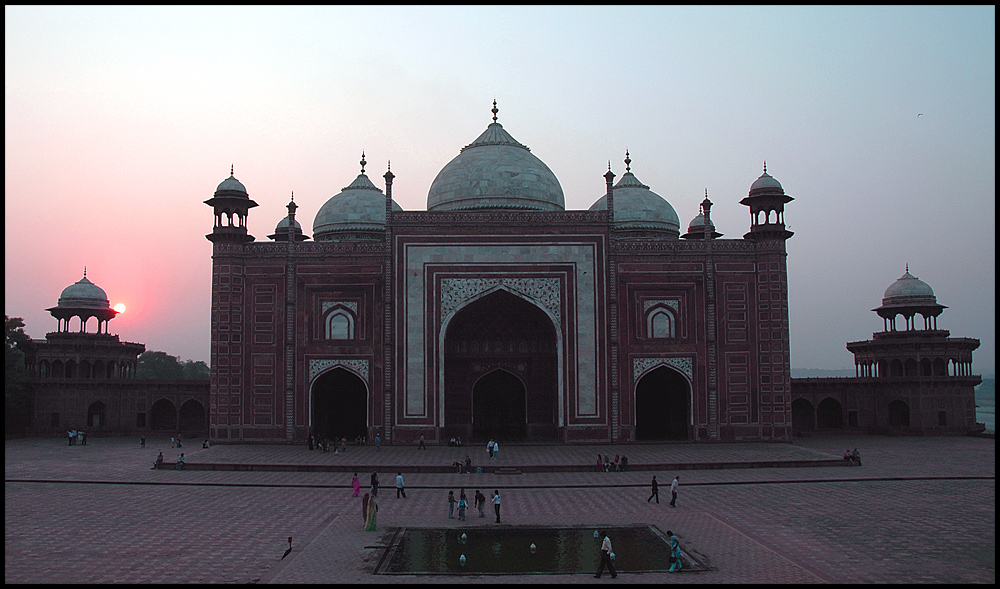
[427,101,565,212]
[269,193,310,242]
[313,154,402,241]
[589,152,680,238]
[214,165,249,197]
[47,269,117,334]
[873,265,947,331]
[682,191,723,240]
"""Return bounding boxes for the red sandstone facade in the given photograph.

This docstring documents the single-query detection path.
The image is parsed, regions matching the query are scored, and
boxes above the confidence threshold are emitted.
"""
[206,112,797,445]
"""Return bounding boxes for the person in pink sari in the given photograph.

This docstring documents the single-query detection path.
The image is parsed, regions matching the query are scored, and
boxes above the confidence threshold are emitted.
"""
[352,472,361,497]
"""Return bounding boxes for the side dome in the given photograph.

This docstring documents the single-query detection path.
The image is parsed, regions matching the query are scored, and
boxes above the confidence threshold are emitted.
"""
[588,157,680,237]
[881,268,937,307]
[427,105,565,211]
[215,166,249,197]
[749,163,784,195]
[313,169,402,241]
[57,273,111,310]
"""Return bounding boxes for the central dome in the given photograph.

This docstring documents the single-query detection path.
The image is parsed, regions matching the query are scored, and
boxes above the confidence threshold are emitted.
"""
[427,111,564,212]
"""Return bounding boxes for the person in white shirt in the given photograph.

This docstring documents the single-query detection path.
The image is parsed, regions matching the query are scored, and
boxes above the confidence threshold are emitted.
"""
[593,532,617,578]
[492,441,499,460]
[669,475,679,507]
[396,472,406,498]
[492,489,501,523]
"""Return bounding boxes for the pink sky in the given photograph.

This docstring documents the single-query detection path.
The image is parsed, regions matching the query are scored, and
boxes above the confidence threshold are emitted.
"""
[5,6,995,371]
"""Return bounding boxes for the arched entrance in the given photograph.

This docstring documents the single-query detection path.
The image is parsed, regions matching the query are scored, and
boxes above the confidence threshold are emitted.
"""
[179,399,207,433]
[888,400,910,427]
[635,366,690,440]
[791,398,815,432]
[87,401,107,428]
[817,397,844,429]
[443,289,558,442]
[150,399,177,431]
[472,370,526,440]
[311,367,368,442]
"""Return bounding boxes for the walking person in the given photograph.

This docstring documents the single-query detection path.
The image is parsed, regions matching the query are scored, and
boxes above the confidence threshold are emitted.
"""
[370,472,379,497]
[396,472,407,498]
[475,489,486,518]
[667,530,682,572]
[648,475,659,503]
[364,493,378,532]
[492,440,499,460]
[492,489,502,523]
[593,531,618,578]
[448,490,457,518]
[418,433,426,449]
[487,439,494,460]
[352,473,361,497]
[458,489,468,521]
[140,435,146,448]
[669,475,679,507]
[308,433,314,451]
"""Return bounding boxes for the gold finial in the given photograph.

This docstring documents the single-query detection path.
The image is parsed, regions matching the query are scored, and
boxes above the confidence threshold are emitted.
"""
[360,152,366,174]
[492,99,498,123]
[624,150,631,173]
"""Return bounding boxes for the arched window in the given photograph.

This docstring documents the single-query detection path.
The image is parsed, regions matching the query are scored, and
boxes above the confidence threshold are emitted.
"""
[932,358,946,376]
[645,306,677,339]
[889,359,903,377]
[325,309,355,340]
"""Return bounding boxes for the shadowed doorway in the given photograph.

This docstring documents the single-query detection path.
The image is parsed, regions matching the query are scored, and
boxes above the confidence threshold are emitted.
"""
[635,366,690,440]
[472,370,527,440]
[443,289,558,442]
[312,368,368,441]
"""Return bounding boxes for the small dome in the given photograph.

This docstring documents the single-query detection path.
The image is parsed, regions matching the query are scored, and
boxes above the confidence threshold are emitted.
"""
[427,111,565,211]
[749,164,785,195]
[589,169,680,236]
[882,268,937,307]
[275,215,302,233]
[313,172,402,240]
[215,169,248,196]
[57,274,111,310]
[688,212,714,231]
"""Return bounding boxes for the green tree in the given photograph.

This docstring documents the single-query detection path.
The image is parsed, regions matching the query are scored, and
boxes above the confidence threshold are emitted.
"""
[5,316,34,436]
[181,359,210,380]
[136,351,185,379]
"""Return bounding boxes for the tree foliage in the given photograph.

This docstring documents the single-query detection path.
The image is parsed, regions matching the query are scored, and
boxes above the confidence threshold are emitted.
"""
[137,351,209,380]
[5,316,34,436]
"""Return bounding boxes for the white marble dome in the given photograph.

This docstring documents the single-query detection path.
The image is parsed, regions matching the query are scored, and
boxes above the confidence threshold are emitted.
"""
[882,269,937,307]
[589,169,680,236]
[215,172,248,195]
[427,119,565,212]
[57,274,111,310]
[313,172,402,239]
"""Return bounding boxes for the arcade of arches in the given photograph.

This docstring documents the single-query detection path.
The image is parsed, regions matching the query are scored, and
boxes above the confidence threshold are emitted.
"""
[311,368,368,442]
[443,290,558,442]
[150,398,208,433]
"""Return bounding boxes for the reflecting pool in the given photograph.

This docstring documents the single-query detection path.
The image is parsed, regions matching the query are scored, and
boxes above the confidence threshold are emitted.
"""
[376,525,682,575]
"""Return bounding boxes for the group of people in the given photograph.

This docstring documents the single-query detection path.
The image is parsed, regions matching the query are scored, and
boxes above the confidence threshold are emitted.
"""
[593,529,684,579]
[309,435,350,453]
[452,456,474,473]
[596,453,629,472]
[647,475,680,507]
[66,429,87,446]
[843,448,862,466]
[486,439,500,460]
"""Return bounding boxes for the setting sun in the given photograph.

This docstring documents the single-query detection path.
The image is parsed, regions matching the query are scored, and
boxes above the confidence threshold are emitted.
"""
[114,303,126,313]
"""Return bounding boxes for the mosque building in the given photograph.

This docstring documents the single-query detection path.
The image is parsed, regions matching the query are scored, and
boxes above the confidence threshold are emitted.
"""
[205,103,798,444]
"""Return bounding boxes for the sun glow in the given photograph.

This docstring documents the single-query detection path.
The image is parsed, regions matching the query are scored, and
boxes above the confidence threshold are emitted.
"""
[114,303,126,313]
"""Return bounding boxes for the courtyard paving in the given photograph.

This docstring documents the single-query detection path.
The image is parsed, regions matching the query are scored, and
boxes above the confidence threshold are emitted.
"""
[5,435,994,584]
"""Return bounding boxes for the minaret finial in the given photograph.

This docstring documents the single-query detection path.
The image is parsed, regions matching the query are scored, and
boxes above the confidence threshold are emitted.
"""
[624,150,631,173]
[906,263,909,273]
[360,152,366,174]
[290,190,294,202]
[763,160,767,174]
[230,164,234,176]
[83,266,87,278]
[492,99,498,123]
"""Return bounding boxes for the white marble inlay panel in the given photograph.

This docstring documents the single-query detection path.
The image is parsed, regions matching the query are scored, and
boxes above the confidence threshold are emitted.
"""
[309,358,369,384]
[633,356,693,381]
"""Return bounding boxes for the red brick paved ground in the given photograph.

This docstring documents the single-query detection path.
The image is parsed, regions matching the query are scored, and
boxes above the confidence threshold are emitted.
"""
[5,435,994,584]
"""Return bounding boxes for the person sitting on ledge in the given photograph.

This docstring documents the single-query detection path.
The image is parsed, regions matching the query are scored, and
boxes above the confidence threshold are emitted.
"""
[152,451,164,470]
[175,453,186,470]
[851,448,862,466]
[449,436,457,447]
